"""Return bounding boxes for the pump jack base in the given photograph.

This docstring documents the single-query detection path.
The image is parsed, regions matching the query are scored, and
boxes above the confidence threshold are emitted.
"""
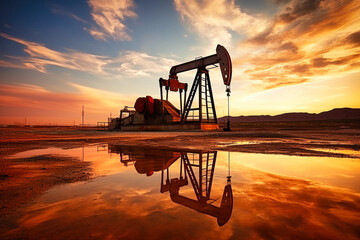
[119,122,219,131]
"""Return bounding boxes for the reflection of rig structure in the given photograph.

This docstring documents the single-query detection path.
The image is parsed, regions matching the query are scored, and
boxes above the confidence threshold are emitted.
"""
[108,145,180,176]
[109,45,232,131]
[108,145,233,226]
[161,151,233,226]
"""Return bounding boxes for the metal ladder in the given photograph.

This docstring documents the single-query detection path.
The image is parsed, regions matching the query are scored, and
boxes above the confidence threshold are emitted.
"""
[183,153,201,200]
[200,76,215,122]
[183,68,217,122]
[183,152,217,201]
[200,152,216,199]
[183,70,200,121]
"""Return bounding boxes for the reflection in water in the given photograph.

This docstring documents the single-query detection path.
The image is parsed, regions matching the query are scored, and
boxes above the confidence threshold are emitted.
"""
[161,151,233,226]
[109,145,233,226]
[109,145,181,175]
[4,145,360,239]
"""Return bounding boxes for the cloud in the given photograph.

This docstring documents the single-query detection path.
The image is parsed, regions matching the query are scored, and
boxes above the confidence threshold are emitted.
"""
[277,0,324,23]
[175,0,360,91]
[86,0,137,41]
[240,0,360,90]
[0,33,176,78]
[174,0,267,49]
[110,51,178,77]
[0,33,109,74]
[344,30,360,47]
[0,59,29,70]
[274,0,291,4]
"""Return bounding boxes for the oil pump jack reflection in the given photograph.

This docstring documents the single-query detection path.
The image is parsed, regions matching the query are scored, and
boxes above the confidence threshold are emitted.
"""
[8,145,360,239]
[110,145,233,226]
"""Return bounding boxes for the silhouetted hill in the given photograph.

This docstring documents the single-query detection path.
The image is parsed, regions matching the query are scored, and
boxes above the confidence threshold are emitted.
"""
[218,108,360,123]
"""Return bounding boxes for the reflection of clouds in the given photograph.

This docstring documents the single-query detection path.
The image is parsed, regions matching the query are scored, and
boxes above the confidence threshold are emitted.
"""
[11,178,232,239]
[6,159,360,239]
[230,169,360,239]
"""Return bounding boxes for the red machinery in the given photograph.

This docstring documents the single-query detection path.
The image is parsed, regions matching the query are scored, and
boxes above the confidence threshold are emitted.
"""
[108,145,181,176]
[116,45,232,131]
[134,96,154,115]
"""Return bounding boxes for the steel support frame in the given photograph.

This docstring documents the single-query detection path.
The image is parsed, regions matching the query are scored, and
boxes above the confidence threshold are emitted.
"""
[183,67,217,123]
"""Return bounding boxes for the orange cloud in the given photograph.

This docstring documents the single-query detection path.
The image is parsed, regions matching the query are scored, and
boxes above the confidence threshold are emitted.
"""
[0,33,109,74]
[174,0,267,49]
[111,51,177,78]
[86,0,137,41]
[175,0,360,92]
[240,0,360,90]
[0,34,177,78]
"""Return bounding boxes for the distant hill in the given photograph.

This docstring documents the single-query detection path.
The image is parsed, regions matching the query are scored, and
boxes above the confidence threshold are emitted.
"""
[218,108,360,123]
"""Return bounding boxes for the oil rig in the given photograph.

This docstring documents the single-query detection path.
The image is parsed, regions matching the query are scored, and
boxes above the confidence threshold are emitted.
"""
[109,45,232,131]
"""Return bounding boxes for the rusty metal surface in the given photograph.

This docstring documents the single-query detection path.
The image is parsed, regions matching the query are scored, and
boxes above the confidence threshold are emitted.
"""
[216,45,232,86]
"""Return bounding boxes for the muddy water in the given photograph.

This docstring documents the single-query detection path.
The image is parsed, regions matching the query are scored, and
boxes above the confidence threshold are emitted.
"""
[5,145,360,239]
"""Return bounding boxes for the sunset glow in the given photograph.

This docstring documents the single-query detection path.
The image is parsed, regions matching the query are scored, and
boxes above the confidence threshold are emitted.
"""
[1,0,359,125]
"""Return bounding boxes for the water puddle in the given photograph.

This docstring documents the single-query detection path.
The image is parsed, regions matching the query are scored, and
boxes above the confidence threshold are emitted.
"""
[217,140,260,146]
[307,147,360,158]
[5,145,360,239]
[217,140,285,147]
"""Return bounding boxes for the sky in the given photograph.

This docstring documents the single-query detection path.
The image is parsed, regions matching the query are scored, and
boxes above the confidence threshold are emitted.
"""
[0,0,359,125]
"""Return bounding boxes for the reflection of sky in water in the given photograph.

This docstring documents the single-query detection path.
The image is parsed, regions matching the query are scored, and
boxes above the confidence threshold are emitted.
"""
[221,151,360,192]
[5,145,360,239]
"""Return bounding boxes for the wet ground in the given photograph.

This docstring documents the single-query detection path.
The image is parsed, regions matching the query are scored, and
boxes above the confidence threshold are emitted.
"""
[0,124,359,239]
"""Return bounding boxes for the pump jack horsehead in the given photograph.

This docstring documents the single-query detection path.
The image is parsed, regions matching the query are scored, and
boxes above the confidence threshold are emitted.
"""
[159,44,232,124]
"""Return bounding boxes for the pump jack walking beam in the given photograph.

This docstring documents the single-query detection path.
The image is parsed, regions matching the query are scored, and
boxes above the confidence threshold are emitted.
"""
[170,45,232,86]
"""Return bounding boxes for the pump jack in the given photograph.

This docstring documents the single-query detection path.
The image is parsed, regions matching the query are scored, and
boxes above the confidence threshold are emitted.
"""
[159,44,232,124]
[114,45,232,131]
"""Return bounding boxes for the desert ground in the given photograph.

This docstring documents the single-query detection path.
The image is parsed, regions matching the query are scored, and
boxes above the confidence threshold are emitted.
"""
[0,120,359,238]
